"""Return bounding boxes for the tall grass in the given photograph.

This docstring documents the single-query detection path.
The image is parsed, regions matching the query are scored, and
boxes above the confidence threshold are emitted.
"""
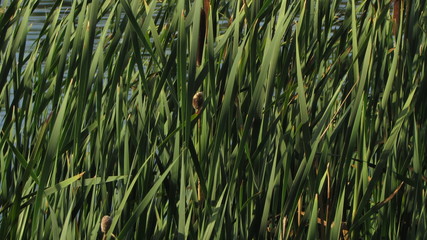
[1,0,426,239]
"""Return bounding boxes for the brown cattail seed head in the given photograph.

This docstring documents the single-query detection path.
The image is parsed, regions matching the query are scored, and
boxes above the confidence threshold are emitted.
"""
[101,215,112,233]
[192,92,204,111]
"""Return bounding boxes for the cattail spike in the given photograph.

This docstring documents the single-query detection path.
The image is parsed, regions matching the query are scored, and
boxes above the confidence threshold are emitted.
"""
[101,215,112,234]
[192,92,204,113]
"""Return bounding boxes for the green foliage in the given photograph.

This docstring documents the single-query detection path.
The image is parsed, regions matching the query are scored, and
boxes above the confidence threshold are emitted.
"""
[1,0,426,239]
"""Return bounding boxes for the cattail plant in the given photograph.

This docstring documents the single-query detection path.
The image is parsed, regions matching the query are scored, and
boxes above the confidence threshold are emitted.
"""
[192,91,204,114]
[101,215,114,240]
[1,0,426,239]
[193,92,205,203]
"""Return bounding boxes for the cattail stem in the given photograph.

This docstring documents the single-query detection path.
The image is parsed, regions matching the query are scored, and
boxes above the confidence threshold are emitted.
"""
[197,110,204,203]
[102,233,117,240]
[297,196,302,226]
[193,92,204,204]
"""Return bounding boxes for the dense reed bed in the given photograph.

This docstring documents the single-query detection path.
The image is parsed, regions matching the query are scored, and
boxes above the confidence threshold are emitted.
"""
[1,0,426,239]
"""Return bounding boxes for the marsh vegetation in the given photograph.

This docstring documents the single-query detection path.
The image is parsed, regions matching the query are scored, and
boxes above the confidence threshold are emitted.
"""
[0,0,426,239]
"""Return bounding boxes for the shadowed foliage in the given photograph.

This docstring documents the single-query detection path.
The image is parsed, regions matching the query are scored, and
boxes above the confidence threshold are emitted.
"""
[0,0,426,239]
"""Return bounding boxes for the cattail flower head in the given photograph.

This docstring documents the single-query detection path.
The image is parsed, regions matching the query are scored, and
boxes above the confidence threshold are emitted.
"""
[192,92,204,112]
[101,215,112,233]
